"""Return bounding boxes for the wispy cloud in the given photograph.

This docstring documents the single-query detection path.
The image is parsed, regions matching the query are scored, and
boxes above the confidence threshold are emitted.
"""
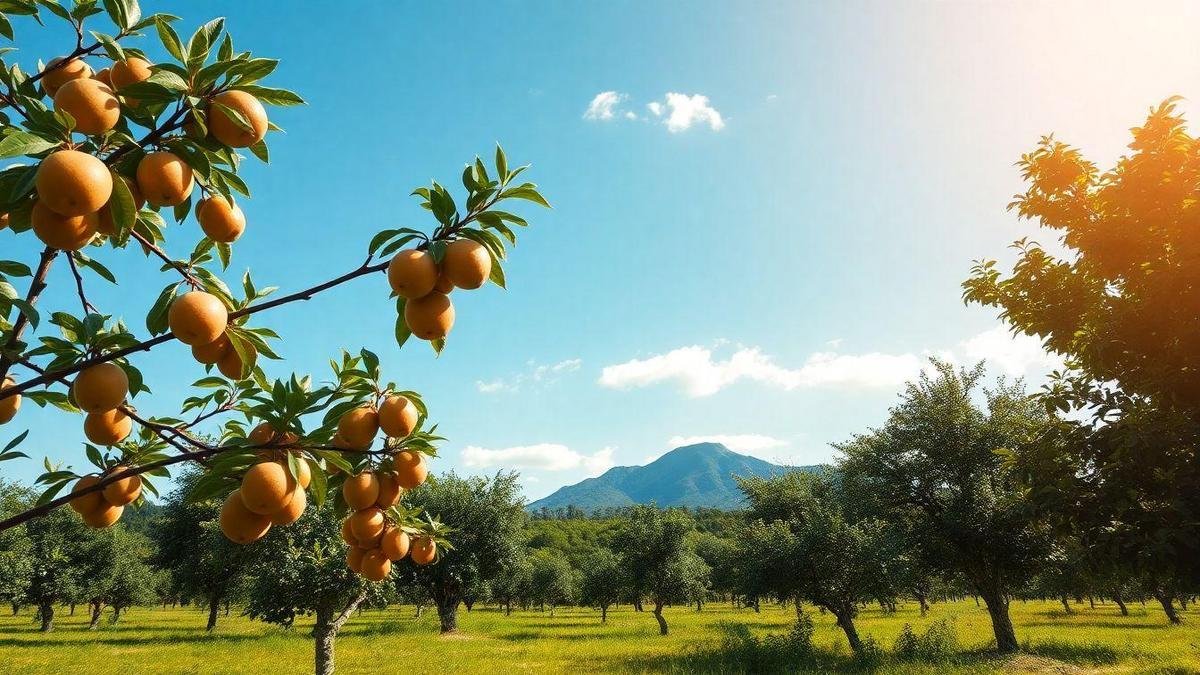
[462,443,614,476]
[583,91,628,121]
[476,358,582,394]
[584,91,725,132]
[599,328,1061,398]
[647,92,725,132]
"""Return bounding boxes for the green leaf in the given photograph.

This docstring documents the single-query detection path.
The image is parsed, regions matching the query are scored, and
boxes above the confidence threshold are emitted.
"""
[106,168,136,238]
[0,131,59,159]
[495,144,508,183]
[231,84,304,106]
[488,258,506,289]
[500,185,551,208]
[394,297,411,349]
[155,17,184,62]
[145,283,177,335]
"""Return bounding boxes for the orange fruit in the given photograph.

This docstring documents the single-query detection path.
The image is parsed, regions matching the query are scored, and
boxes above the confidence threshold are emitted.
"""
[83,408,131,445]
[360,548,391,581]
[36,150,112,217]
[433,274,454,294]
[102,467,141,506]
[443,239,492,290]
[72,363,129,413]
[136,151,194,207]
[93,68,112,88]
[404,292,454,340]
[69,475,104,514]
[269,487,306,525]
[96,176,145,236]
[375,471,402,508]
[81,501,123,528]
[216,340,254,379]
[196,194,246,243]
[41,57,92,97]
[411,536,437,565]
[340,518,358,546]
[346,545,365,573]
[191,333,232,364]
[31,201,98,250]
[392,449,428,489]
[342,472,379,510]
[53,78,120,135]
[378,395,418,438]
[381,526,410,561]
[239,461,296,515]
[348,507,385,542]
[0,377,19,424]
[209,90,268,147]
[387,249,438,299]
[168,291,228,346]
[220,489,271,544]
[109,57,152,93]
[337,406,379,448]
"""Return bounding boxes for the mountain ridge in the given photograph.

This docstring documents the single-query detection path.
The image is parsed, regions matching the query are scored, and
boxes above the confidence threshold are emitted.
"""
[527,442,821,511]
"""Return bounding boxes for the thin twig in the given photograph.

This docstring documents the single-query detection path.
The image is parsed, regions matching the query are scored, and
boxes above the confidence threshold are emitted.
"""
[66,253,99,315]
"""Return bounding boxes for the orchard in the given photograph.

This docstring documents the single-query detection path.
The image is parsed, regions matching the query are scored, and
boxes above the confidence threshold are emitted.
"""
[0,1,547,672]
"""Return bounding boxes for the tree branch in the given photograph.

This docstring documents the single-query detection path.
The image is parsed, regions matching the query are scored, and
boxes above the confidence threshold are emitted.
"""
[0,247,59,383]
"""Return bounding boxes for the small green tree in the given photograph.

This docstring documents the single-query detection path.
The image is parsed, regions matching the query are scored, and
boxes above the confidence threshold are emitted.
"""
[21,501,101,630]
[837,360,1051,653]
[578,548,623,622]
[151,467,258,630]
[105,528,156,623]
[490,553,531,616]
[613,505,710,635]
[0,481,34,615]
[395,471,526,633]
[530,550,576,616]
[739,471,895,654]
[243,502,387,675]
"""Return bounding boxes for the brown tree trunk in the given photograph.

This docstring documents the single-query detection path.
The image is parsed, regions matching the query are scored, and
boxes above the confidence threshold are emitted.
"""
[832,606,863,654]
[89,601,102,630]
[206,593,220,632]
[313,590,368,675]
[1113,592,1129,616]
[39,601,54,632]
[433,583,462,633]
[111,606,122,624]
[1155,591,1182,625]
[979,588,1018,653]
[1060,594,1073,614]
[601,604,608,623]
[652,600,668,635]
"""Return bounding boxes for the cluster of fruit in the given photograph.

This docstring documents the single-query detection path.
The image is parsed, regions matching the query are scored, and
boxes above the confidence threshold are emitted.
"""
[219,423,310,544]
[387,240,493,342]
[25,55,265,255]
[334,394,436,578]
[67,466,141,528]
[167,289,251,379]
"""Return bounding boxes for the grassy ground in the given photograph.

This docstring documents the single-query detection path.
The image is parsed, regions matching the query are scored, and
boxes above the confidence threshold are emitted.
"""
[0,599,1196,674]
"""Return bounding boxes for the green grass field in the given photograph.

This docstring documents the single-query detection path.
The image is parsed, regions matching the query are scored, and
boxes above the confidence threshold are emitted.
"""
[1,600,1196,674]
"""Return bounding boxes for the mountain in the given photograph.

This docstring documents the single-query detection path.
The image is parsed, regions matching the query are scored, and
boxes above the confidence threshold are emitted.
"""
[527,442,821,511]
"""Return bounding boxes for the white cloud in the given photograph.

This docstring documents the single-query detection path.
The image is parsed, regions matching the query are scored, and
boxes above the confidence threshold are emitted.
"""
[599,327,1060,398]
[599,345,922,397]
[461,443,615,476]
[766,93,778,102]
[958,325,1063,377]
[477,358,582,394]
[583,91,627,121]
[649,92,725,132]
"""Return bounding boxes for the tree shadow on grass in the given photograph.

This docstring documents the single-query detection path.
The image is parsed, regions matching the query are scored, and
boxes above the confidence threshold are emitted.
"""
[0,632,266,648]
[1020,638,1123,665]
[1022,617,1165,630]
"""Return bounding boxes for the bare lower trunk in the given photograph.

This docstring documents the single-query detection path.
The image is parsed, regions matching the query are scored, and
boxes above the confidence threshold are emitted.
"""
[832,606,863,654]
[111,606,122,624]
[504,601,512,616]
[914,589,929,617]
[979,588,1018,653]
[1113,592,1128,616]
[89,601,102,629]
[652,600,668,635]
[206,593,220,632]
[601,604,608,623]
[10,601,18,615]
[634,599,643,612]
[1155,591,1182,625]
[695,599,702,612]
[433,583,462,633]
[313,590,368,675]
[1180,596,1189,611]
[414,605,423,618]
[1060,594,1073,614]
[38,601,54,632]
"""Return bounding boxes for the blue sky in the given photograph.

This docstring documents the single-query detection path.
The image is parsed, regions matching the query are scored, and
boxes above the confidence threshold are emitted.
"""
[4,1,1199,500]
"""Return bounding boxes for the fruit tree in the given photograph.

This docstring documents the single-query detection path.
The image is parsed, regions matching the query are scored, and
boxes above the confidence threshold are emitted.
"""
[0,1,549,670]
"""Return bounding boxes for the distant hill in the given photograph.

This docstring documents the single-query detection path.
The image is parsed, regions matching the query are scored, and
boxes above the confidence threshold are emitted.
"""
[527,442,821,511]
